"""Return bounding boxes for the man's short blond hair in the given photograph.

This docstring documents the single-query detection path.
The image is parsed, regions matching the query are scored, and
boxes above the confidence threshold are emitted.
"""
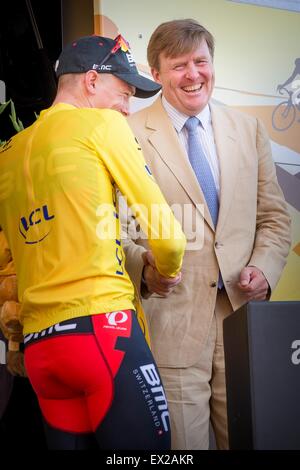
[147,19,215,71]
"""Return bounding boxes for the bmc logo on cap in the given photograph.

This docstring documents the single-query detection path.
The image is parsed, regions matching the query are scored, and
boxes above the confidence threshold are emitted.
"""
[126,52,135,64]
[93,64,112,71]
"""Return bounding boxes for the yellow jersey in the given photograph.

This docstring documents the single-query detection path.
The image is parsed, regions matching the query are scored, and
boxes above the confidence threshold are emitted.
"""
[0,230,14,278]
[0,104,185,334]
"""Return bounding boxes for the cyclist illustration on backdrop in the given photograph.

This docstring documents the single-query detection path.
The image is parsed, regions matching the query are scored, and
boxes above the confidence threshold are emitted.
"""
[272,57,300,131]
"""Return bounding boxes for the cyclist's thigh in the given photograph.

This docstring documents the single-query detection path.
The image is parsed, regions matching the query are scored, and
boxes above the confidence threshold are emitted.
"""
[24,317,113,436]
[91,311,171,450]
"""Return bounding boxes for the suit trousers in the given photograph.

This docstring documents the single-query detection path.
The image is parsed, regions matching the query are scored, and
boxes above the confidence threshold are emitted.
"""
[158,288,232,450]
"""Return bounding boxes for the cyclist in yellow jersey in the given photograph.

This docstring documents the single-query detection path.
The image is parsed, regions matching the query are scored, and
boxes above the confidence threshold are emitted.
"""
[0,35,186,450]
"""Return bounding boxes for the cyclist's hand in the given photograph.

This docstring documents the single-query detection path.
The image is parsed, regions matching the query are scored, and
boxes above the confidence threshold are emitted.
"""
[143,264,181,297]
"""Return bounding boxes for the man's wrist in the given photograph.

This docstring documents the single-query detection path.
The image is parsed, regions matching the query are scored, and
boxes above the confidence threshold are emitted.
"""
[141,265,147,285]
[140,265,153,298]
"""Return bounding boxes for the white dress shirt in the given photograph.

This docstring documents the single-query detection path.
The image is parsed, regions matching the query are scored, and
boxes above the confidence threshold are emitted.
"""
[162,96,220,196]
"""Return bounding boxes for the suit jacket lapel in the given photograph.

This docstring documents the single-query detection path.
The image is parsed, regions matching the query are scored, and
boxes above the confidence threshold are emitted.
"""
[145,98,215,230]
[210,104,239,235]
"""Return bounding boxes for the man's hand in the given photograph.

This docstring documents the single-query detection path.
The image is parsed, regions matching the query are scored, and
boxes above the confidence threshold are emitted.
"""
[237,266,269,300]
[142,250,182,297]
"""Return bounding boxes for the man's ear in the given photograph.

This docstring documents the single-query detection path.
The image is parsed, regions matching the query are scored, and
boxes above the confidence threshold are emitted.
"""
[151,68,161,85]
[85,70,98,93]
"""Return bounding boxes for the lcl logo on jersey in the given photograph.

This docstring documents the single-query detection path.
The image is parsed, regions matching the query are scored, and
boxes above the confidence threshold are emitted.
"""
[19,204,55,244]
[105,310,128,328]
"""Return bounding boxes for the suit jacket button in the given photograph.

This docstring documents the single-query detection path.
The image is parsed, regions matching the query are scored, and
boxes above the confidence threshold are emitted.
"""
[210,281,217,287]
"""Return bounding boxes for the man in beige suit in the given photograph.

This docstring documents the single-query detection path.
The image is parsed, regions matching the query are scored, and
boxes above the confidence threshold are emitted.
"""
[122,19,291,449]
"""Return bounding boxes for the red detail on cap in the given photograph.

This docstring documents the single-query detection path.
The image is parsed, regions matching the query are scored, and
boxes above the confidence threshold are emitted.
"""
[98,42,104,46]
[113,34,129,53]
[110,42,121,54]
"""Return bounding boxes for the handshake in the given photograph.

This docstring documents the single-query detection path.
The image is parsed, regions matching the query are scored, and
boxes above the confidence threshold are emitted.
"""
[0,275,26,376]
[142,251,182,297]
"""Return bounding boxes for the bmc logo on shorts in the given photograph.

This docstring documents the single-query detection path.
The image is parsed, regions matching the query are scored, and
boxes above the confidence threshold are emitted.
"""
[105,311,128,328]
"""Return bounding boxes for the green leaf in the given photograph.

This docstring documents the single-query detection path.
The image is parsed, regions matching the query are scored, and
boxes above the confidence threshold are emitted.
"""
[10,99,17,123]
[9,114,18,130]
[0,100,11,115]
[17,118,24,131]
[9,115,22,132]
[1,99,30,141]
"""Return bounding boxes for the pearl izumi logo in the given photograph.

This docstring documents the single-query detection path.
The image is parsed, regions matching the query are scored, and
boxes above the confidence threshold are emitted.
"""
[104,311,128,330]
[291,339,300,365]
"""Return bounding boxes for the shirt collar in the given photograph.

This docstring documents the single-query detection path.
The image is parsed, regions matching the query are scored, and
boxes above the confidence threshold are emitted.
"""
[162,96,211,132]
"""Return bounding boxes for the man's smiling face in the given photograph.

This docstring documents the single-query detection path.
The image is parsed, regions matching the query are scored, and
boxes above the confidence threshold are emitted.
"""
[152,39,215,116]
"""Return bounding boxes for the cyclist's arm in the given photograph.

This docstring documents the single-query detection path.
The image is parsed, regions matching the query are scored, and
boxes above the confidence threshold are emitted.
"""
[93,111,186,278]
[278,69,298,89]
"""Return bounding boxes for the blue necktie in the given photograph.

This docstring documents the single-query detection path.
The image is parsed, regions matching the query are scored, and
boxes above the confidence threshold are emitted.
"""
[185,117,223,288]
[185,116,219,227]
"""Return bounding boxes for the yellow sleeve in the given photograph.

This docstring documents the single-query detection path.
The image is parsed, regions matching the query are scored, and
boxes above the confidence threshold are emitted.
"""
[0,230,15,277]
[93,112,186,277]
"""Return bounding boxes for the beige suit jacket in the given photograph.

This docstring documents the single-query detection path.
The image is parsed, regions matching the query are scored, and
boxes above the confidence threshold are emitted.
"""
[124,96,291,367]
